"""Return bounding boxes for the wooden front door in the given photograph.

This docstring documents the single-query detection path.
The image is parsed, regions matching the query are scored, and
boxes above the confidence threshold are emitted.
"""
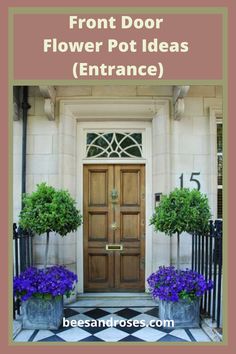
[83,164,145,292]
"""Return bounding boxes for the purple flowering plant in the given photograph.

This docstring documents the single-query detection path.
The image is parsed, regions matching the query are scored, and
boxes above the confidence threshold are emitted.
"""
[147,266,213,302]
[13,265,78,301]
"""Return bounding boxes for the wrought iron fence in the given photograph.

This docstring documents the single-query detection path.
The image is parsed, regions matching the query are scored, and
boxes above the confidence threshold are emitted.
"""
[13,223,33,319]
[191,220,223,328]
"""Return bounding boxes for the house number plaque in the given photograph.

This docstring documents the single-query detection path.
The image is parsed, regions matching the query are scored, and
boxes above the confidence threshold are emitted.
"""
[179,172,201,190]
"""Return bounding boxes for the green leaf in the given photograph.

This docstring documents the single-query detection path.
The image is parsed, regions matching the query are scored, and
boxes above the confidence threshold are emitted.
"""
[19,183,83,237]
[150,188,211,236]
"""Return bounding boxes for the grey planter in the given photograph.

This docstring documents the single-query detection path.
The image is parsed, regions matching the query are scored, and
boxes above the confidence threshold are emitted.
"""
[22,296,64,330]
[159,298,200,328]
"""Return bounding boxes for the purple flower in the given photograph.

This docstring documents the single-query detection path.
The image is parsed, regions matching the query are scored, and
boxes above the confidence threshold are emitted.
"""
[13,265,78,301]
[147,266,213,302]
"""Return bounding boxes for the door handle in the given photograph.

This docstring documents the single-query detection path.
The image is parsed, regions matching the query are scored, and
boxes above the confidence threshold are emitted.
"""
[111,189,118,201]
[111,222,119,231]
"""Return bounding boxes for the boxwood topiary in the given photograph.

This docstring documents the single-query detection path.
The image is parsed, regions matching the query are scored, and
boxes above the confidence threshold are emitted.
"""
[19,183,82,268]
[150,188,211,269]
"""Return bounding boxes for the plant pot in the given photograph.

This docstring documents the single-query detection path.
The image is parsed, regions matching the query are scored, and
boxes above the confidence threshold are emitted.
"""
[158,298,200,328]
[22,296,64,330]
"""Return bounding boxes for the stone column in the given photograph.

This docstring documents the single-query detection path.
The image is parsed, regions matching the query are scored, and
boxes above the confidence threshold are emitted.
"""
[151,102,171,270]
[57,103,78,276]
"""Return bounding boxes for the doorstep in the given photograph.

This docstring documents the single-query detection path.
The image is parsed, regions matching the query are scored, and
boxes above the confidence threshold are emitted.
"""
[68,292,156,308]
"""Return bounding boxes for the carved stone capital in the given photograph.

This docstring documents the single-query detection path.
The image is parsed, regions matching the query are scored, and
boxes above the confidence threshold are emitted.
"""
[173,85,190,120]
[174,98,185,120]
[39,86,56,120]
[44,98,55,121]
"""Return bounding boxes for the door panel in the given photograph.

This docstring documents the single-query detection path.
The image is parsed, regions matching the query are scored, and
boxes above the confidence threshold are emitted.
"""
[87,250,114,290]
[84,165,113,291]
[114,165,145,290]
[84,164,145,292]
[119,253,141,282]
[88,212,109,241]
[88,169,108,206]
[120,212,140,241]
[120,170,141,206]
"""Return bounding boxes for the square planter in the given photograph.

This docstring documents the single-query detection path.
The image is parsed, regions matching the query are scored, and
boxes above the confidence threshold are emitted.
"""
[159,298,200,328]
[22,296,64,330]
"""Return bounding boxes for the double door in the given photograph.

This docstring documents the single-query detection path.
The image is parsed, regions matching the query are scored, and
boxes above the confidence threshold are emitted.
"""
[83,164,145,291]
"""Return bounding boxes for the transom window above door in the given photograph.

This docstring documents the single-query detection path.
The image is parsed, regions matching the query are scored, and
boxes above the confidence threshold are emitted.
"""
[86,132,143,158]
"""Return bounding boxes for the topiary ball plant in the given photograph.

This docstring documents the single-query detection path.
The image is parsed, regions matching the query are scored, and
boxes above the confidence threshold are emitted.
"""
[150,188,211,269]
[19,183,82,268]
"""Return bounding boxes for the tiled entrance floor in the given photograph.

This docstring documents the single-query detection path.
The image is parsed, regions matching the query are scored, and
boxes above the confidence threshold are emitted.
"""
[14,295,211,343]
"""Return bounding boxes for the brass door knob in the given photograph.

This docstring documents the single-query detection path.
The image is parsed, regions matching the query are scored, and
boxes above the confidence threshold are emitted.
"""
[111,222,118,230]
[111,189,118,200]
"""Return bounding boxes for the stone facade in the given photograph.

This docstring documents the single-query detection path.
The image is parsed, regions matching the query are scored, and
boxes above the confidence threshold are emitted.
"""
[13,85,223,292]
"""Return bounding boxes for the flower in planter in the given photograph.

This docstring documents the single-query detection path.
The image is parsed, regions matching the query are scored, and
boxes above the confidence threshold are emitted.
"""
[147,266,213,302]
[13,265,78,301]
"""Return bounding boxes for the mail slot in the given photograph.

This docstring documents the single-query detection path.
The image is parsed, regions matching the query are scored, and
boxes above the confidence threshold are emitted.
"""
[105,244,123,251]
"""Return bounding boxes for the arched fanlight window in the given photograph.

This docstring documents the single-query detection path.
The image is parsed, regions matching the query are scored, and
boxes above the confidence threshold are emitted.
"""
[86,132,143,158]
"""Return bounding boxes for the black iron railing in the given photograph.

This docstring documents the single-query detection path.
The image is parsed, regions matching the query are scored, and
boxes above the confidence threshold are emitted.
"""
[13,223,33,319]
[191,220,223,328]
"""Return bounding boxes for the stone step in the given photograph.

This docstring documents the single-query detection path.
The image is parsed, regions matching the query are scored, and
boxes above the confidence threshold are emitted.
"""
[66,293,157,308]
[77,292,151,299]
